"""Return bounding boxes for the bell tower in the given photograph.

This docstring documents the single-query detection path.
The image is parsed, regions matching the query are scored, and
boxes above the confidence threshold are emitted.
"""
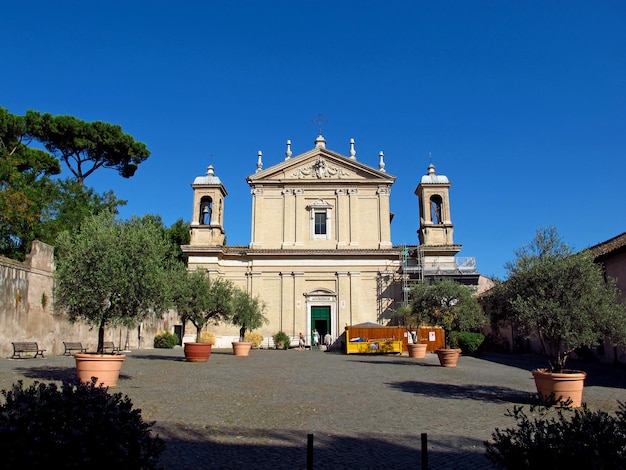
[190,165,227,246]
[415,163,461,269]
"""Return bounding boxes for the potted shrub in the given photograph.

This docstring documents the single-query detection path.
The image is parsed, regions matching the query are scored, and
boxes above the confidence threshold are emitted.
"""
[244,331,264,349]
[54,213,172,386]
[183,331,216,362]
[394,305,427,358]
[490,227,626,407]
[273,331,291,350]
[230,287,268,356]
[410,279,485,367]
[171,269,234,362]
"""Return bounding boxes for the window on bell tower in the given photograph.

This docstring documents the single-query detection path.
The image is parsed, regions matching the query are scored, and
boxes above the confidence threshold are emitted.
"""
[430,195,443,224]
[200,196,213,225]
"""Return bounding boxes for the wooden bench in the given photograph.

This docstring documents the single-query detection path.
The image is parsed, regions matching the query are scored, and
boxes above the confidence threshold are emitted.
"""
[11,342,45,359]
[63,341,88,355]
[102,341,121,353]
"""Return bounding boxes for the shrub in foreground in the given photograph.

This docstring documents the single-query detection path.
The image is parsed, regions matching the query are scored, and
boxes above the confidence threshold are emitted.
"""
[0,379,164,468]
[485,401,626,469]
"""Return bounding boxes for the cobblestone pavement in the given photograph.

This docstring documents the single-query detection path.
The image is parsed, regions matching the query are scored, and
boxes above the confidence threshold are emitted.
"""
[1,347,625,469]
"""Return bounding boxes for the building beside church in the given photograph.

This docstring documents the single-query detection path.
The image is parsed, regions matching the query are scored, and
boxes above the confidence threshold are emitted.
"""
[181,134,484,347]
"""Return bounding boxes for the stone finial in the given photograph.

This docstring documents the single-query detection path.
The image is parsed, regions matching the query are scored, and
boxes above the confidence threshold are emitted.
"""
[285,139,292,160]
[349,138,356,160]
[256,151,263,172]
[314,134,326,149]
[207,165,215,176]
[379,151,386,173]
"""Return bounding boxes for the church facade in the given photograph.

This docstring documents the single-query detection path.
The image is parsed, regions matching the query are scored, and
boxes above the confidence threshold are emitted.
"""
[181,134,481,347]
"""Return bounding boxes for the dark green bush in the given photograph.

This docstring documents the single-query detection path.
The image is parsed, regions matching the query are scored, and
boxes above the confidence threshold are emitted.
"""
[153,330,179,348]
[485,402,626,469]
[450,331,485,355]
[273,331,290,349]
[0,379,164,468]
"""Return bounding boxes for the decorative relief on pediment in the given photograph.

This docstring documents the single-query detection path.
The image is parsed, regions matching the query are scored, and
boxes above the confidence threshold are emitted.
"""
[307,199,333,209]
[292,157,351,179]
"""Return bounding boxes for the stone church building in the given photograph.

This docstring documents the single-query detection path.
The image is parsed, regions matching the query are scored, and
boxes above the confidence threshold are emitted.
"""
[181,134,483,347]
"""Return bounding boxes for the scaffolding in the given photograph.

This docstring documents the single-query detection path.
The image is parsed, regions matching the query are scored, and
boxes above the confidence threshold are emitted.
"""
[400,244,479,303]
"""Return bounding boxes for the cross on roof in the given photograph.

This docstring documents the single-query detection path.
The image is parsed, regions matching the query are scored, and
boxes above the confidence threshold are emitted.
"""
[312,113,329,135]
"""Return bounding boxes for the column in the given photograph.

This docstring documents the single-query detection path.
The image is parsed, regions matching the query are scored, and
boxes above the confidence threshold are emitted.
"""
[348,189,358,246]
[377,186,392,248]
[294,189,304,246]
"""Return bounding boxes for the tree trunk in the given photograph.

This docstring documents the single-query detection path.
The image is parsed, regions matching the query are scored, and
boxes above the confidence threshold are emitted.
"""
[239,326,246,342]
[97,321,105,354]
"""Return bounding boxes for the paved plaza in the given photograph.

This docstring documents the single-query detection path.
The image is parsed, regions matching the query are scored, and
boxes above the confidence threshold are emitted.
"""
[1,347,625,469]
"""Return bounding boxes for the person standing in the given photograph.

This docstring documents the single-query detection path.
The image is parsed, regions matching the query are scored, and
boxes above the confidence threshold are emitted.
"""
[324,332,332,350]
[312,329,320,348]
[298,332,305,351]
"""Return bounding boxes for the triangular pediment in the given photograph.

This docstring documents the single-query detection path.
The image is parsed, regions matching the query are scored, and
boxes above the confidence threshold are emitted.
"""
[247,147,395,185]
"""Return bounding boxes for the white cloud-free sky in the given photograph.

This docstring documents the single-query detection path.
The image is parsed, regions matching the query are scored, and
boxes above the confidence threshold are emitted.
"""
[2,0,625,279]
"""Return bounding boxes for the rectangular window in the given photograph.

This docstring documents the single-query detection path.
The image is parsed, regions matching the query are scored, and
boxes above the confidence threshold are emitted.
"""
[314,212,327,235]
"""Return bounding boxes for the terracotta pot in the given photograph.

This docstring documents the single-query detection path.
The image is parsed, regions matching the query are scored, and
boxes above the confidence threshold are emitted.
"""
[232,341,252,356]
[74,353,126,387]
[184,342,213,362]
[435,348,461,367]
[407,343,428,358]
[532,368,587,407]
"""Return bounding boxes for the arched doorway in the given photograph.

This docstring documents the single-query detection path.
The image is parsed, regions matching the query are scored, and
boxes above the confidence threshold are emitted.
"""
[304,288,337,347]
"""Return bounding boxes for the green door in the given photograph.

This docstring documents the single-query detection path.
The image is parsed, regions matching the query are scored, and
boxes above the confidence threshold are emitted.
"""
[311,306,331,343]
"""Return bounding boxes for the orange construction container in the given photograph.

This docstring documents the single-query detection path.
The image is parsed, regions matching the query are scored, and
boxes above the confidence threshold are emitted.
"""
[344,324,407,354]
[416,326,445,352]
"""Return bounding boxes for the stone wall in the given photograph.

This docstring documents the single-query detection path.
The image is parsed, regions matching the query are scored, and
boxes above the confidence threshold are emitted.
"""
[0,241,180,358]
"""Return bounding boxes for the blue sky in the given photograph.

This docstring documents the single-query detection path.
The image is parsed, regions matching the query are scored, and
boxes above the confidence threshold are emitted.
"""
[2,1,625,279]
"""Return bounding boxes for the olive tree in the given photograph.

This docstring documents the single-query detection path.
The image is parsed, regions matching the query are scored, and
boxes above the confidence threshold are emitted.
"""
[410,279,485,348]
[54,212,172,353]
[230,288,268,342]
[500,226,626,372]
[171,269,234,343]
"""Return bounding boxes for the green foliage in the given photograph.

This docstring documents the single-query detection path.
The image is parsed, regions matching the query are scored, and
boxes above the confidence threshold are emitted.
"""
[165,218,190,265]
[0,106,61,259]
[273,331,291,349]
[54,212,172,353]
[153,331,179,348]
[485,402,626,469]
[409,280,485,347]
[230,288,268,341]
[35,178,125,246]
[492,226,626,371]
[1,107,130,261]
[450,331,485,355]
[0,379,164,468]
[27,110,151,185]
[170,269,235,343]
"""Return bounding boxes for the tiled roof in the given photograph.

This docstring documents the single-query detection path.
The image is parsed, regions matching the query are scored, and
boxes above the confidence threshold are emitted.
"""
[587,232,626,259]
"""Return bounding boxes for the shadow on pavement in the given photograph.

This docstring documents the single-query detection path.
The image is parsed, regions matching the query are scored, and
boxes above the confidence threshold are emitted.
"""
[388,379,532,404]
[478,352,626,389]
[155,423,494,469]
